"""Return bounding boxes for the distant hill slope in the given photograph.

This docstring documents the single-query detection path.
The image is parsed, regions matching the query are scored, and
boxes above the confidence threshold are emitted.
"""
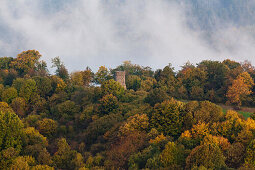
[179,0,255,30]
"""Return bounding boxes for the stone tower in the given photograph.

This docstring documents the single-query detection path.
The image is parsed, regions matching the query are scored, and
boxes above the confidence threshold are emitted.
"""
[115,71,126,89]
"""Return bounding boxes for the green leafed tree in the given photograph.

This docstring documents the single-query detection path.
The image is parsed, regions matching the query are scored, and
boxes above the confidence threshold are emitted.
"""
[53,138,81,169]
[159,142,185,168]
[0,110,23,151]
[244,139,255,167]
[0,57,13,70]
[99,94,119,115]
[185,142,226,169]
[1,87,18,104]
[150,98,184,138]
[95,66,112,84]
[51,56,69,81]
[126,75,141,91]
[101,79,124,98]
[33,76,52,97]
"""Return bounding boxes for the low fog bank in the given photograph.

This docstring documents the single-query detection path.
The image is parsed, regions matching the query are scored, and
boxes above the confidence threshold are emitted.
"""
[0,0,255,71]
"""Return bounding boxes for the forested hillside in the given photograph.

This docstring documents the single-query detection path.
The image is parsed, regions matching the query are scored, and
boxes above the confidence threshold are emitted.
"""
[180,0,255,30]
[0,50,255,169]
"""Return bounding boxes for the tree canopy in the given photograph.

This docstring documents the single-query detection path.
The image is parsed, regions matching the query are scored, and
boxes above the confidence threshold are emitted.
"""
[0,50,255,169]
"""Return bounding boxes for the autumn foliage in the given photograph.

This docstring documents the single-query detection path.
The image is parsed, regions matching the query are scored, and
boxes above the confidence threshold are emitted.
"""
[0,51,255,169]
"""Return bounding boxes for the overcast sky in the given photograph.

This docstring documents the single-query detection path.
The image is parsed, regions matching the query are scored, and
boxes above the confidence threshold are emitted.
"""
[0,0,255,72]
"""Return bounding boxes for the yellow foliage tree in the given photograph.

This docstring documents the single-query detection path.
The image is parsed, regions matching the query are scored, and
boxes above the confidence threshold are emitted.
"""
[10,156,36,170]
[71,71,84,86]
[31,165,54,170]
[23,127,48,147]
[149,133,166,144]
[51,76,67,93]
[191,122,210,141]
[180,130,192,138]
[202,135,230,152]
[119,114,149,135]
[36,118,57,137]
[214,110,245,142]
[0,102,14,113]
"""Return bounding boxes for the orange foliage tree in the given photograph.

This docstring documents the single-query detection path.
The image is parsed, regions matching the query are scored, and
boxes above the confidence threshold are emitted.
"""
[226,72,254,107]
[11,50,41,75]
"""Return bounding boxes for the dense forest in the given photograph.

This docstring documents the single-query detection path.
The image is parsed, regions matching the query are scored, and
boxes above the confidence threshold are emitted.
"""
[0,50,255,169]
[182,0,255,29]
